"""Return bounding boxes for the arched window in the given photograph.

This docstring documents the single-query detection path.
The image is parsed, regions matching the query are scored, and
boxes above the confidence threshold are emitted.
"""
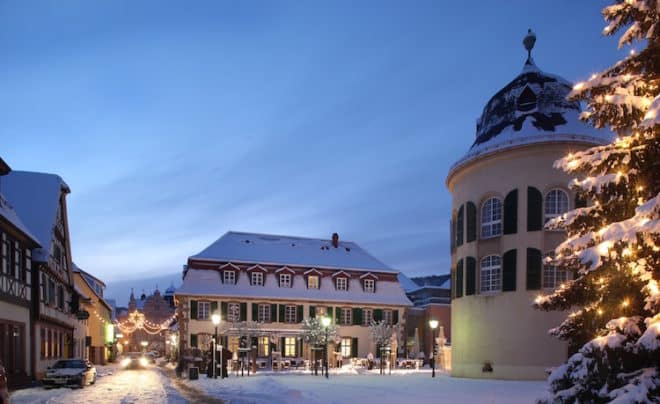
[542,252,571,289]
[480,255,501,293]
[481,198,502,238]
[544,189,569,223]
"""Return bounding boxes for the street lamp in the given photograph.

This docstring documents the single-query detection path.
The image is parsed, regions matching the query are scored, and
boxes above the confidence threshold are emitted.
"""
[141,340,148,353]
[429,320,439,378]
[321,316,331,379]
[212,313,221,379]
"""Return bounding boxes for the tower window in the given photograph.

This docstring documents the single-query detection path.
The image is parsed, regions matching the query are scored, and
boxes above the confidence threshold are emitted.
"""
[481,198,503,239]
[517,86,537,112]
[544,189,569,223]
[480,255,501,293]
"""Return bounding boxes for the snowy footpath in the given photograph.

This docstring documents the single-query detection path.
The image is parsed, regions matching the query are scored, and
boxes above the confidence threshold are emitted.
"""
[182,369,548,404]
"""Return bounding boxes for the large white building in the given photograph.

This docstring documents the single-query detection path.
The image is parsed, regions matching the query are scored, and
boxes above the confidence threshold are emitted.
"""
[175,231,411,366]
[446,32,611,380]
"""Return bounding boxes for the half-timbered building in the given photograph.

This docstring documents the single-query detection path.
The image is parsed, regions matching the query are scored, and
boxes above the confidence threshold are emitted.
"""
[176,231,412,368]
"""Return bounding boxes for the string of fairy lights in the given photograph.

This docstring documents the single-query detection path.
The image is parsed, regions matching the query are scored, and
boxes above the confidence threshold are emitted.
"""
[114,310,177,336]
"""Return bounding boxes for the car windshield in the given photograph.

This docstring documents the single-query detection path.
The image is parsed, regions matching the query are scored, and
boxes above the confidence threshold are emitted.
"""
[53,360,86,369]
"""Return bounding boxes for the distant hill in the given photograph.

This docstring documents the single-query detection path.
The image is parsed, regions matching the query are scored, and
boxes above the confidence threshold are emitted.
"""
[105,271,182,307]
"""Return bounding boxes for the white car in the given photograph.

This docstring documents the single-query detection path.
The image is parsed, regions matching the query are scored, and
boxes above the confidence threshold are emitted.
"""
[42,359,97,388]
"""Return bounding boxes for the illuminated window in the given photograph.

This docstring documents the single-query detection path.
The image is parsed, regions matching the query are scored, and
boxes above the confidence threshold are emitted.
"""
[223,270,236,285]
[481,198,502,238]
[341,337,352,358]
[258,336,270,357]
[336,277,348,291]
[544,189,569,223]
[307,275,319,289]
[284,337,296,357]
[480,255,501,293]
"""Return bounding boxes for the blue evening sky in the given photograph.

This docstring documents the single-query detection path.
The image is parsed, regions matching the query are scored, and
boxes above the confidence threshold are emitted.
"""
[1,1,622,301]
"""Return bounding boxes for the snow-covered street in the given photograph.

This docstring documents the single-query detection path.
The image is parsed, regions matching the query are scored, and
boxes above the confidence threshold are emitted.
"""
[8,363,195,404]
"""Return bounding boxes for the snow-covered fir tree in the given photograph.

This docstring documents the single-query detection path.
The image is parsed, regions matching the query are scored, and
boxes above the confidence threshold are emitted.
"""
[534,1,659,402]
[301,318,339,347]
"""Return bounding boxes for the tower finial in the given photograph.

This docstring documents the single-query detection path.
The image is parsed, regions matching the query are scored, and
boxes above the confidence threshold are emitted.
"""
[523,29,536,64]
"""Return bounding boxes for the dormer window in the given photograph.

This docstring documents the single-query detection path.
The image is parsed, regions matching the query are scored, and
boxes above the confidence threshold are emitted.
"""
[223,270,236,285]
[364,279,375,293]
[251,272,263,286]
[308,275,319,289]
[280,273,292,288]
[336,277,348,291]
[517,86,537,112]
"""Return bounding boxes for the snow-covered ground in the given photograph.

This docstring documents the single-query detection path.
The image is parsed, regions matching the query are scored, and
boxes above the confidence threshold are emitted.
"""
[183,368,548,404]
[9,363,188,404]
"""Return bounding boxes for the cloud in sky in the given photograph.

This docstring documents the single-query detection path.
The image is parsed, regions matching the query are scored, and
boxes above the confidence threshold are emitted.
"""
[1,1,621,294]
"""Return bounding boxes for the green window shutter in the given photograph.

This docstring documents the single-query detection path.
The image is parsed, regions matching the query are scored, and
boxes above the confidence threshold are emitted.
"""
[456,205,464,246]
[279,304,285,323]
[527,187,543,231]
[351,338,358,358]
[271,304,277,322]
[575,194,587,208]
[353,308,362,325]
[392,310,399,325]
[211,301,218,316]
[251,337,258,348]
[374,309,383,322]
[465,257,476,295]
[309,306,316,319]
[466,202,477,242]
[297,305,303,322]
[450,218,455,251]
[280,337,286,355]
[190,334,198,348]
[526,248,542,290]
[502,249,517,292]
[190,300,198,320]
[221,302,228,320]
[252,303,258,321]
[327,307,333,321]
[456,259,464,298]
[503,189,518,234]
[240,303,247,322]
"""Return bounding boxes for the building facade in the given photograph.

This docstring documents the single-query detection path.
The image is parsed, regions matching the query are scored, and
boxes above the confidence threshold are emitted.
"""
[446,33,611,380]
[175,232,411,366]
[117,288,174,354]
[3,171,81,378]
[0,159,41,386]
[74,266,113,365]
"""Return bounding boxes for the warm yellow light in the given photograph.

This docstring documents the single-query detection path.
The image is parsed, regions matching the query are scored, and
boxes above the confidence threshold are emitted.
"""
[622,299,629,307]
[321,316,331,327]
[629,49,636,56]
[429,320,439,330]
[598,241,613,255]
[597,309,603,316]
[597,227,607,237]
[568,160,579,169]
[616,171,623,178]
[598,277,605,284]
[535,295,543,304]
[573,82,585,91]
[622,248,632,257]
[637,186,644,192]
[590,74,597,80]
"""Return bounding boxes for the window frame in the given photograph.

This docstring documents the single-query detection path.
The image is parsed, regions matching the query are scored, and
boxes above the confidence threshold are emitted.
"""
[251,271,264,286]
[197,301,211,320]
[481,197,503,239]
[363,279,375,293]
[279,273,292,288]
[480,255,502,293]
[258,336,270,357]
[544,189,569,224]
[362,308,373,326]
[336,277,348,291]
[542,253,571,289]
[223,270,236,285]
[340,307,352,325]
[284,337,296,357]
[284,305,297,323]
[341,337,352,358]
[228,302,241,322]
[383,309,393,326]
[258,303,271,322]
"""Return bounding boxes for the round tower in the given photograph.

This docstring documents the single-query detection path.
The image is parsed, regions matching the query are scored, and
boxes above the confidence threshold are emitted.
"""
[446,31,611,380]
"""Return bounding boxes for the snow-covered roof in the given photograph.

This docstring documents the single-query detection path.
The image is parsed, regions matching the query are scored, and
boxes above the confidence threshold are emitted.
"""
[397,272,421,293]
[176,269,412,306]
[2,171,70,262]
[191,231,395,273]
[449,54,612,177]
[0,192,41,245]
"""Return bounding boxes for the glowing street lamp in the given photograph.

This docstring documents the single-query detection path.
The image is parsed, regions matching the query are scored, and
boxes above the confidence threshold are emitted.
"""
[321,316,331,379]
[429,320,439,378]
[212,313,221,379]
[141,340,148,353]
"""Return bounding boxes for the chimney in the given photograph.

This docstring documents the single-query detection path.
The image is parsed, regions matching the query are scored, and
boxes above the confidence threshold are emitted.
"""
[332,233,339,248]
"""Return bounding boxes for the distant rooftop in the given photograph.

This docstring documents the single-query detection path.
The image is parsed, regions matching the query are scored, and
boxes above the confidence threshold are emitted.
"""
[191,231,395,273]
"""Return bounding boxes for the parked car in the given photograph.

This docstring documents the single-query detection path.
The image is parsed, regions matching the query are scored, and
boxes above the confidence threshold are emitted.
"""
[0,361,9,404]
[120,352,149,369]
[42,359,96,389]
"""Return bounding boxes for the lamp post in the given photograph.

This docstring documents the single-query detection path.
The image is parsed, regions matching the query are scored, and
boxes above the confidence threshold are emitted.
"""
[429,320,438,378]
[212,313,221,379]
[321,316,331,379]
[141,340,148,353]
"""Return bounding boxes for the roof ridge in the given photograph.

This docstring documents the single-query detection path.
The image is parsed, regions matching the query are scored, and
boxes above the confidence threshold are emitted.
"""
[226,230,358,244]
